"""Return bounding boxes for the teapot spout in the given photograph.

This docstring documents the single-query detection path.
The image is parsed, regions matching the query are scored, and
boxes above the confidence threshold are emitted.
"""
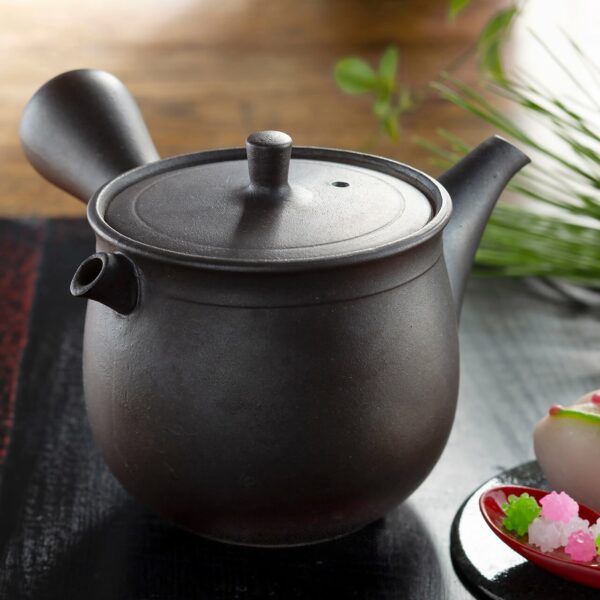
[70,252,138,315]
[439,136,530,319]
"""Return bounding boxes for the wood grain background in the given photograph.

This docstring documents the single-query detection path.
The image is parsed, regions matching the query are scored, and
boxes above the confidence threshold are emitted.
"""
[0,0,507,217]
[1,0,597,217]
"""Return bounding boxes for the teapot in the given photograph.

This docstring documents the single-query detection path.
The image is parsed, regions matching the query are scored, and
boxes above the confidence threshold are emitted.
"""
[20,69,529,546]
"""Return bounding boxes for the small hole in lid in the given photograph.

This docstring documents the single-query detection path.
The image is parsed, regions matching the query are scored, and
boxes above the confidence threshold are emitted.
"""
[331,181,350,188]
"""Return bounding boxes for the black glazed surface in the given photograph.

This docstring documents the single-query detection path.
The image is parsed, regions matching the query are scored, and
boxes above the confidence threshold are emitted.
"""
[83,235,459,545]
[451,461,599,599]
[92,145,448,269]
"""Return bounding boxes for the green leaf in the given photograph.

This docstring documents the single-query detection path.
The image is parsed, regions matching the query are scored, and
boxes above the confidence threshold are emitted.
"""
[479,6,517,46]
[373,93,392,119]
[334,58,379,94]
[477,6,517,78]
[480,39,505,80]
[398,87,413,112]
[378,46,398,93]
[383,114,400,141]
[448,0,472,20]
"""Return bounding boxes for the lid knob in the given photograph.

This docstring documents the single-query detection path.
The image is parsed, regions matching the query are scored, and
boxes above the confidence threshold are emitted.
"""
[246,131,292,193]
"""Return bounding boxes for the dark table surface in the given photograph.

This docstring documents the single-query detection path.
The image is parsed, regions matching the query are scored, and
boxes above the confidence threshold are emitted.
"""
[0,219,599,599]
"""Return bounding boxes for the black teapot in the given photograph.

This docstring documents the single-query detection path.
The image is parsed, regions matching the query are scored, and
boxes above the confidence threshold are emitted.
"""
[20,69,529,546]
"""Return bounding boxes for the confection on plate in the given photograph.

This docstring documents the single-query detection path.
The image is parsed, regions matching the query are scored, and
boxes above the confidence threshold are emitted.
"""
[590,518,600,540]
[565,530,598,562]
[527,516,562,552]
[501,491,600,562]
[540,490,579,523]
[558,516,591,547]
[534,390,600,512]
[502,493,541,536]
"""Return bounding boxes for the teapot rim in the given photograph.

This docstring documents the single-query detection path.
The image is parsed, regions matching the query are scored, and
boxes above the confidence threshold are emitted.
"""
[87,146,452,272]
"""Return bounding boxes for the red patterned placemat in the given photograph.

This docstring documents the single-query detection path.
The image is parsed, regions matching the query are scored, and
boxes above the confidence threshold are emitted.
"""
[0,221,42,464]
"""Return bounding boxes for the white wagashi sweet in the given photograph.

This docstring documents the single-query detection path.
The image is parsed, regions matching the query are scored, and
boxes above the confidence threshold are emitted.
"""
[534,390,600,512]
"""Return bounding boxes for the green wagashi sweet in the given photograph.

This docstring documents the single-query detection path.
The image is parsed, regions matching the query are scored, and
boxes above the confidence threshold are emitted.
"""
[502,492,541,536]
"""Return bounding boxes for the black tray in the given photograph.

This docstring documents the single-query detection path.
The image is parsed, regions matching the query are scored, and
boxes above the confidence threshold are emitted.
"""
[451,460,599,599]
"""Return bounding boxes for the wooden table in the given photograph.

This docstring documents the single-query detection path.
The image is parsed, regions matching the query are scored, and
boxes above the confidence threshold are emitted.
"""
[5,0,599,218]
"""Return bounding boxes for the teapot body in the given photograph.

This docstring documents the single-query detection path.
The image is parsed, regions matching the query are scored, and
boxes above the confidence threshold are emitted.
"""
[19,69,530,547]
[83,234,458,546]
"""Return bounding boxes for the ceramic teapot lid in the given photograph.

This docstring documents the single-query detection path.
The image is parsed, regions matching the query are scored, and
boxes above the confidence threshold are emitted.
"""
[93,131,447,270]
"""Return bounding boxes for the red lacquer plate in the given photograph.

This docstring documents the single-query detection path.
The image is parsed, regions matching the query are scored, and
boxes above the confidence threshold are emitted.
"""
[480,485,600,589]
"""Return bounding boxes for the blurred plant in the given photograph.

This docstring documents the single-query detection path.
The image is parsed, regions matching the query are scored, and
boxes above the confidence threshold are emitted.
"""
[333,0,521,140]
[334,2,600,287]
[449,0,520,80]
[423,36,600,285]
[334,46,410,141]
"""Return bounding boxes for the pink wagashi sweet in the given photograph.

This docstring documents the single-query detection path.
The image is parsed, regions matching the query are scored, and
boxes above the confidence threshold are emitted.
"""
[559,516,591,546]
[540,491,579,523]
[565,530,598,562]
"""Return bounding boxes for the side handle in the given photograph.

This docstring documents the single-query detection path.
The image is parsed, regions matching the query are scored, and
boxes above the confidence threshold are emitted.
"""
[20,69,160,203]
